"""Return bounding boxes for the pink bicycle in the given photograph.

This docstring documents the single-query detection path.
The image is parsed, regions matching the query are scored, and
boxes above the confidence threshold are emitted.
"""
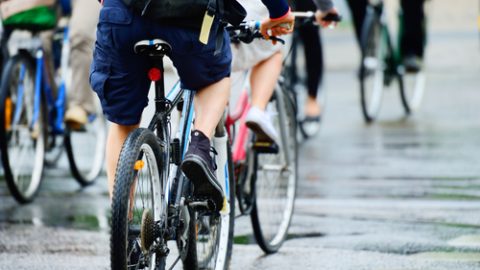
[226,23,298,254]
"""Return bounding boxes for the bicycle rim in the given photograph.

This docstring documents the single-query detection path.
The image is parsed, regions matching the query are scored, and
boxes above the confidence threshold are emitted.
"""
[400,69,426,114]
[111,128,165,270]
[0,53,45,203]
[65,99,107,186]
[360,15,386,123]
[251,91,297,253]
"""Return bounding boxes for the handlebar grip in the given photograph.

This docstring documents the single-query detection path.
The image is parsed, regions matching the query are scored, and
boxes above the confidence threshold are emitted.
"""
[321,13,342,22]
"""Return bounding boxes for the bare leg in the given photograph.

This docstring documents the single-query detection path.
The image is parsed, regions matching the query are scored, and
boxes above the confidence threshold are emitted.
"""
[194,77,231,138]
[250,51,283,110]
[305,96,322,116]
[106,123,139,198]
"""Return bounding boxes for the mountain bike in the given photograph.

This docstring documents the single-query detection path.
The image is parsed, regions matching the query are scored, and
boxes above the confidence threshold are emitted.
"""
[359,0,427,122]
[0,22,106,203]
[226,22,298,254]
[109,39,234,270]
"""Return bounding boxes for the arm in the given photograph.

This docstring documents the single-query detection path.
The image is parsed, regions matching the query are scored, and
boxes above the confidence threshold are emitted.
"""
[259,0,295,40]
[260,0,290,19]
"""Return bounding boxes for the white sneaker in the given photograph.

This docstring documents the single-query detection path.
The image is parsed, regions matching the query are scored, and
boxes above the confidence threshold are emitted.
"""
[245,106,280,145]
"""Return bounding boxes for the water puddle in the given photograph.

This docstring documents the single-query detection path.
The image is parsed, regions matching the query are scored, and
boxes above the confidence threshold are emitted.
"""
[448,235,480,248]
[0,196,110,231]
[412,251,480,262]
[233,232,325,245]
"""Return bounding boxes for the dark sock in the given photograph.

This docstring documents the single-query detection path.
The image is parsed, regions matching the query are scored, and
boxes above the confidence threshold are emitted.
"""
[190,130,210,151]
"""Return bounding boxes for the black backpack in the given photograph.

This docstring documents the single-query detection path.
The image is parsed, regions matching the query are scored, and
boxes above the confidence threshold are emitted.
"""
[123,0,246,29]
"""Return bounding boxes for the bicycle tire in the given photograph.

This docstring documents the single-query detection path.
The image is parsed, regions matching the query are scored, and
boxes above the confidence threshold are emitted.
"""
[399,69,426,114]
[398,10,427,115]
[359,8,386,123]
[110,128,166,270]
[64,99,107,186]
[184,136,235,270]
[0,51,46,204]
[250,88,298,254]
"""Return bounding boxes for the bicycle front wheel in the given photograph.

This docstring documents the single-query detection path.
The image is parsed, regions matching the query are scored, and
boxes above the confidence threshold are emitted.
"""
[0,52,46,203]
[65,98,107,186]
[110,128,166,270]
[250,88,298,254]
[360,9,386,123]
[399,69,426,114]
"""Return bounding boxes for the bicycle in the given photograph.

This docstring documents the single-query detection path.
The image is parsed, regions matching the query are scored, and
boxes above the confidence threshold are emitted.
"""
[226,22,298,254]
[359,0,427,122]
[0,19,107,203]
[109,39,234,270]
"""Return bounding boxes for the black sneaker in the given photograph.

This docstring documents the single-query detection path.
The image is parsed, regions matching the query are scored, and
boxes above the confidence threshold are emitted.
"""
[181,130,224,211]
[403,54,423,73]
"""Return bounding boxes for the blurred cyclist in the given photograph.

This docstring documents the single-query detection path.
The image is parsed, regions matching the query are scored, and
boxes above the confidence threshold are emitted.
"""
[64,0,101,129]
[292,0,338,137]
[346,0,426,72]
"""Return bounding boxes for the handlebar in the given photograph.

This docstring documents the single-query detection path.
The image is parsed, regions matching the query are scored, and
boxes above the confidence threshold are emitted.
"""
[226,22,285,45]
[291,11,342,26]
[226,11,342,45]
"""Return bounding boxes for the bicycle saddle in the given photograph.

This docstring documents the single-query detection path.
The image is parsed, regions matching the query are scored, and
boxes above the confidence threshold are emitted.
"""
[134,39,172,57]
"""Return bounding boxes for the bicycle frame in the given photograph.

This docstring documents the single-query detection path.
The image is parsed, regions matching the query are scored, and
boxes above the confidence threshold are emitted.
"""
[24,28,70,135]
[227,71,251,164]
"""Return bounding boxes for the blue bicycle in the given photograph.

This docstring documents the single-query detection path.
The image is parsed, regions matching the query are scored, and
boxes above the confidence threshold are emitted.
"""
[0,22,107,203]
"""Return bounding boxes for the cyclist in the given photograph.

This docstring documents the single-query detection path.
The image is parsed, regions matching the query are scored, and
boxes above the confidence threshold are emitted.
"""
[293,0,339,137]
[90,0,295,209]
[232,0,339,146]
[346,0,426,72]
[64,0,101,130]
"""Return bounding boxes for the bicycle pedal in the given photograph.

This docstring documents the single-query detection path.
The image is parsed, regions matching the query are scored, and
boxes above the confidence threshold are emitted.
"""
[186,197,218,213]
[253,141,279,154]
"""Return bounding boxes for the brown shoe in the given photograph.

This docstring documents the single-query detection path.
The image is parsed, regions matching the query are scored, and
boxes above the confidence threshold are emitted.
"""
[65,105,88,131]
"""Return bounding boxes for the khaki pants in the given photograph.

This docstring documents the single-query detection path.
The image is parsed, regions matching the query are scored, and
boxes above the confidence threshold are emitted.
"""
[68,0,101,113]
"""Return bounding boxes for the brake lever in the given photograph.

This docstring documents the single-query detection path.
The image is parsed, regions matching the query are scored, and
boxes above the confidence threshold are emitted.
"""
[269,36,285,45]
[252,32,285,45]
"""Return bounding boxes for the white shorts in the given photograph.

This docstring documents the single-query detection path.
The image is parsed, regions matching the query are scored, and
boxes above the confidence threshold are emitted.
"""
[230,0,285,72]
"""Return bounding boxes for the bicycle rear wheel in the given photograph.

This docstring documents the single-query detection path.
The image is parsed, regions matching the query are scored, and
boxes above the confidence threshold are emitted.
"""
[65,98,106,186]
[0,52,46,203]
[110,128,166,270]
[360,9,386,123]
[250,88,298,254]
[184,135,235,270]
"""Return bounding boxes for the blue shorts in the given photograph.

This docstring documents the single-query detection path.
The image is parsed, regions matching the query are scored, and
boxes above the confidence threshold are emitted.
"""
[90,0,232,125]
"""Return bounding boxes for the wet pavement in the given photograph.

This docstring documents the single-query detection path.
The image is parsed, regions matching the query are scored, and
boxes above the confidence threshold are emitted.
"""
[1,0,480,269]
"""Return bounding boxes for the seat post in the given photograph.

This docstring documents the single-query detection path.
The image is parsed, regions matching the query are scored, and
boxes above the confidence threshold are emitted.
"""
[151,56,166,113]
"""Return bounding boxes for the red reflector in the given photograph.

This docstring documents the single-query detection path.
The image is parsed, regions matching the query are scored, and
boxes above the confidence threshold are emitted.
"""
[148,68,162,81]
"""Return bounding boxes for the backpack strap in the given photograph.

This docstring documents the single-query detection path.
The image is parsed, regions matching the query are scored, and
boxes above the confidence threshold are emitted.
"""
[214,0,226,55]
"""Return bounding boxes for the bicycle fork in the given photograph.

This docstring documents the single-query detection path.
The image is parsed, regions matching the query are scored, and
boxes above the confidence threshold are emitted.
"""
[274,86,292,167]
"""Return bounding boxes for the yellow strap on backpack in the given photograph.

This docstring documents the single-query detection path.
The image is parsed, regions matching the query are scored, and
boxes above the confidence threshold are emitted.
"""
[199,11,215,45]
